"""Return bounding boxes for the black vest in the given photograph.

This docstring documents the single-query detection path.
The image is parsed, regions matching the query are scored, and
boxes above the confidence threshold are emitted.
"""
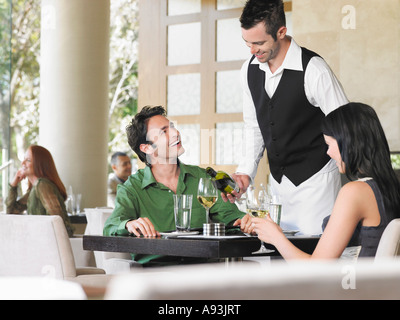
[247,47,330,186]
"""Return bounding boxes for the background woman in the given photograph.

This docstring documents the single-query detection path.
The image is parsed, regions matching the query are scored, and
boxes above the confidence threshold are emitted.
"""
[253,102,400,259]
[6,145,74,237]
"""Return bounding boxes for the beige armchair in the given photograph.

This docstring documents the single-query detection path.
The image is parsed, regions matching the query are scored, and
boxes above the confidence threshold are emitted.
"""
[375,218,400,260]
[0,214,112,290]
[0,277,87,300]
[70,236,96,268]
[84,208,140,273]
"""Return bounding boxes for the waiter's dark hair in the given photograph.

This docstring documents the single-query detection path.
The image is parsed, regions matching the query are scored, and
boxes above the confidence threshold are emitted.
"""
[240,0,286,41]
[126,105,166,166]
[322,102,400,219]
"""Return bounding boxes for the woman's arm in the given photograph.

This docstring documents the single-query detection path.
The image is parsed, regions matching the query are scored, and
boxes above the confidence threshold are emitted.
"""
[253,215,312,259]
[5,169,29,214]
[253,181,375,260]
[311,181,377,258]
[5,185,29,214]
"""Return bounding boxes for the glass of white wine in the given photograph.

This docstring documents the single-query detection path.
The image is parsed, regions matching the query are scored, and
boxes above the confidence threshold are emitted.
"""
[197,177,218,223]
[245,185,269,218]
[246,185,272,253]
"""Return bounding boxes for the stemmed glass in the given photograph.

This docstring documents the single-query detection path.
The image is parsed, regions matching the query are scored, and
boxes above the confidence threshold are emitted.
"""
[197,177,218,223]
[246,185,272,253]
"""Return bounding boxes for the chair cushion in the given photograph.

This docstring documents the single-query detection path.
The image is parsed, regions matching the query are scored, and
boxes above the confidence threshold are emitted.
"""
[85,208,135,273]
[0,277,87,300]
[375,218,400,259]
[0,215,76,278]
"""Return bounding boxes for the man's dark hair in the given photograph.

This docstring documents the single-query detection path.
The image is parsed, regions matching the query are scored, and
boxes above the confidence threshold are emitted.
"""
[240,0,286,41]
[126,105,166,166]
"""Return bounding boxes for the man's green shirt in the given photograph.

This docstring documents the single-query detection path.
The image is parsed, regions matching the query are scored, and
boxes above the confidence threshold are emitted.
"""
[103,163,245,264]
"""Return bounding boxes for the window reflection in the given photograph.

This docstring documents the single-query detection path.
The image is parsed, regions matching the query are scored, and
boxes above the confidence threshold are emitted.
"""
[216,70,243,114]
[216,18,248,62]
[217,0,247,10]
[168,22,201,66]
[216,122,244,165]
[178,123,200,165]
[168,0,201,16]
[167,73,201,116]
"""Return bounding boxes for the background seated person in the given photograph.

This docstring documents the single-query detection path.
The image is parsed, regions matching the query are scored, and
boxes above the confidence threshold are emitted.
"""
[252,103,400,259]
[6,145,74,237]
[104,106,251,266]
[107,151,132,207]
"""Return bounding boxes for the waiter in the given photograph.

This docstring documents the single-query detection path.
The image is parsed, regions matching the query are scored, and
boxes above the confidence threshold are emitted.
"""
[230,0,348,235]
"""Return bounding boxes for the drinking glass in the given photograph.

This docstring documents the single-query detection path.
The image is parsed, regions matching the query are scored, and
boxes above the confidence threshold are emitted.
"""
[73,193,82,215]
[245,185,269,219]
[246,185,272,253]
[173,194,193,232]
[197,177,218,223]
[269,194,282,226]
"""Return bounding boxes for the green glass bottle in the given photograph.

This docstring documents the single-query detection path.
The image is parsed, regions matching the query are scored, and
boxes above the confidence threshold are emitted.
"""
[205,167,240,194]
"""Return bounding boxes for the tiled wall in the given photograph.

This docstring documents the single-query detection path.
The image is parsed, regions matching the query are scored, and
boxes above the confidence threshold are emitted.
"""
[293,0,400,150]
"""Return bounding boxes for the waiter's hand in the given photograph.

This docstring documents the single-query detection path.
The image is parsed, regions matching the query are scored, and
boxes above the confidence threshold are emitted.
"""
[221,173,251,203]
[126,217,160,237]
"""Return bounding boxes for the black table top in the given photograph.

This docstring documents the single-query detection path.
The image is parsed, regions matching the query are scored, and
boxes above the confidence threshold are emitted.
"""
[83,233,320,259]
[68,214,87,224]
[83,234,262,259]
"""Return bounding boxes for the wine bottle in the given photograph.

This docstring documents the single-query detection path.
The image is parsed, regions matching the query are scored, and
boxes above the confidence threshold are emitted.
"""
[205,167,240,194]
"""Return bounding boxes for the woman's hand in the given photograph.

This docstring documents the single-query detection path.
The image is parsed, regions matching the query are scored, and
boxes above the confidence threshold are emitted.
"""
[252,215,283,245]
[10,169,26,187]
[125,217,160,237]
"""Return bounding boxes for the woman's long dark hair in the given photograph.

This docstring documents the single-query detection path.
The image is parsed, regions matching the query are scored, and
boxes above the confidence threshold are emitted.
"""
[321,102,400,219]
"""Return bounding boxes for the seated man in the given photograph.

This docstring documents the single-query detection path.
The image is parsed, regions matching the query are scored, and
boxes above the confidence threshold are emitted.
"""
[104,105,251,266]
[107,151,132,207]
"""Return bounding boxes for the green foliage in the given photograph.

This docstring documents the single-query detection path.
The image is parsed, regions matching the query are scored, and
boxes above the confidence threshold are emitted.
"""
[5,0,139,161]
[8,0,41,159]
[0,0,12,150]
[391,153,400,170]
[108,0,139,157]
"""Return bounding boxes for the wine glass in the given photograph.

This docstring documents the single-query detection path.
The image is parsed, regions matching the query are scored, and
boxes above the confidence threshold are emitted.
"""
[197,177,218,223]
[246,185,272,253]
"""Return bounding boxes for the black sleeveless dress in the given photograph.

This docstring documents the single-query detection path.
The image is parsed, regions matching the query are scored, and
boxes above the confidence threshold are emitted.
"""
[322,179,391,257]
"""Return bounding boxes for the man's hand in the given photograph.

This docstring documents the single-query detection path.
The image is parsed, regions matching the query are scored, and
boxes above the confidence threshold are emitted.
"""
[126,217,160,237]
[221,173,251,203]
[233,214,254,234]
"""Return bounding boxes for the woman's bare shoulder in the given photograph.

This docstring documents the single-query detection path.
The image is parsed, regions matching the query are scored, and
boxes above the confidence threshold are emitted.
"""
[340,180,373,195]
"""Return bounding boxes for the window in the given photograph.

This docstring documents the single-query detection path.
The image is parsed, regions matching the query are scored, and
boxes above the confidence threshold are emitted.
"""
[138,0,292,182]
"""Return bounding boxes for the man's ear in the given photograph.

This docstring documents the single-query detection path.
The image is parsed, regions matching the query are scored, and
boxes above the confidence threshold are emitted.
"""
[139,143,154,155]
[276,26,287,40]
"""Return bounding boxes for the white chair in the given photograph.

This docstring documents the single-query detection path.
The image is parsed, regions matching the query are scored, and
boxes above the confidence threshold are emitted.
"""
[375,218,400,260]
[0,277,87,300]
[0,214,113,290]
[105,259,400,300]
[84,208,140,273]
[70,236,96,268]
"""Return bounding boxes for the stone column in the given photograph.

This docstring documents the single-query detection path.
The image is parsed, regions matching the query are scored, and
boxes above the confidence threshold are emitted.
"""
[39,0,110,208]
